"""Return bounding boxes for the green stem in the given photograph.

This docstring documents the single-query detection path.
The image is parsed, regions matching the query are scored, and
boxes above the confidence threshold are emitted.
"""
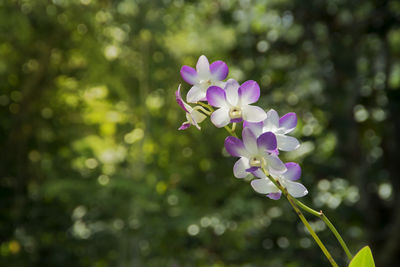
[197,101,213,112]
[293,198,353,261]
[262,169,338,267]
[231,123,236,132]
[224,125,238,137]
[193,106,211,116]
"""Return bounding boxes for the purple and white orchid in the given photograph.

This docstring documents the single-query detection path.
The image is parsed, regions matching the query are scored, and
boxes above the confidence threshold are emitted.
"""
[251,162,308,200]
[175,55,355,265]
[206,79,268,128]
[244,109,299,151]
[175,85,207,130]
[224,128,287,178]
[180,55,229,103]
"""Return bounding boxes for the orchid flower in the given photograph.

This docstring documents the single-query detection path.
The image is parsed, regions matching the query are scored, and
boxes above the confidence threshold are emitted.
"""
[175,85,207,130]
[206,79,267,128]
[244,109,299,152]
[251,162,308,200]
[180,55,229,103]
[224,128,287,178]
[176,55,356,265]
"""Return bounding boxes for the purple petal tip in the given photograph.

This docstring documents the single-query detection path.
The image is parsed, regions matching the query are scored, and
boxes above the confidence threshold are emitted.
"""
[238,80,260,105]
[180,65,198,85]
[246,166,259,172]
[257,132,277,152]
[284,162,301,181]
[175,86,189,113]
[279,112,297,132]
[210,60,229,80]
[224,136,246,157]
[267,192,282,200]
[178,122,191,130]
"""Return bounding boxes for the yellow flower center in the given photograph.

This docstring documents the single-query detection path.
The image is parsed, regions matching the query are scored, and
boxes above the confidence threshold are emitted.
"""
[199,79,212,88]
[229,107,242,119]
[249,156,265,168]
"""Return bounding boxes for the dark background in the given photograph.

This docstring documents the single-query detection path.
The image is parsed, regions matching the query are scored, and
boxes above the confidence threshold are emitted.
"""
[1,0,399,266]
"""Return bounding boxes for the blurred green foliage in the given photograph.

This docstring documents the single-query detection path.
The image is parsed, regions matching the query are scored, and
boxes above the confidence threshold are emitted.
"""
[1,0,400,266]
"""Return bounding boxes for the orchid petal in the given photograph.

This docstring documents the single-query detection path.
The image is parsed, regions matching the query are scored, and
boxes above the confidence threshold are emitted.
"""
[251,168,267,179]
[210,107,230,128]
[215,81,226,88]
[276,134,300,151]
[283,162,301,181]
[251,178,279,194]
[242,127,258,155]
[225,79,240,106]
[233,157,250,178]
[185,112,200,129]
[175,85,189,113]
[263,109,279,131]
[286,180,308,198]
[238,80,260,105]
[257,132,277,153]
[279,112,297,133]
[230,117,243,123]
[243,121,263,137]
[242,105,267,122]
[178,122,191,130]
[191,109,207,124]
[267,192,282,200]
[186,85,205,103]
[206,86,226,108]
[224,137,249,158]
[180,66,198,85]
[246,166,258,172]
[266,154,286,173]
[196,55,210,79]
[210,61,229,81]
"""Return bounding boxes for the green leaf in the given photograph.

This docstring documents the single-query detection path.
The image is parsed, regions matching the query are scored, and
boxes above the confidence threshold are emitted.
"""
[349,246,375,267]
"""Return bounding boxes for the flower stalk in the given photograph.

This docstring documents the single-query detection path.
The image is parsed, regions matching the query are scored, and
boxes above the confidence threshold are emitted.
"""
[224,125,237,138]
[293,198,353,260]
[262,167,338,267]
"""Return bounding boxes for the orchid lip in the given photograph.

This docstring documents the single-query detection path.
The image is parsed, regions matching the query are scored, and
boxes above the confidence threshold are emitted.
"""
[229,107,242,119]
[199,79,212,88]
[249,156,265,168]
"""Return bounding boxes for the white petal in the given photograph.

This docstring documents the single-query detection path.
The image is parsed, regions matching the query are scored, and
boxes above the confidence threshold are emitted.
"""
[210,107,230,128]
[243,121,263,137]
[283,162,301,181]
[263,109,279,131]
[191,109,207,124]
[186,85,206,103]
[252,168,267,179]
[242,105,268,122]
[279,112,297,134]
[183,102,193,113]
[238,80,260,105]
[242,128,258,155]
[233,157,250,178]
[225,79,240,106]
[276,134,300,151]
[206,86,227,108]
[251,178,280,194]
[186,112,200,129]
[285,180,308,198]
[196,55,211,80]
[214,81,226,88]
[266,154,287,173]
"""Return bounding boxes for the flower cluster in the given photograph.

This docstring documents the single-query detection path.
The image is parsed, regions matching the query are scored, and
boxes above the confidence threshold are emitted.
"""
[176,55,307,200]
